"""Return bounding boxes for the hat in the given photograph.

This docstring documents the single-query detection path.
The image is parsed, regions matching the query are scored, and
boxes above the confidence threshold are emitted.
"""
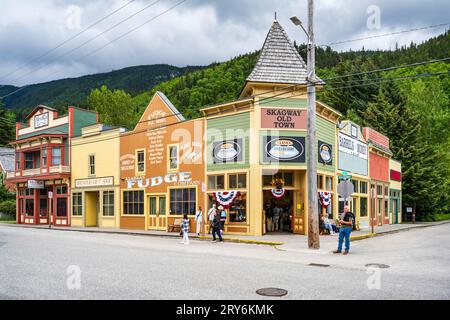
[218,205,224,210]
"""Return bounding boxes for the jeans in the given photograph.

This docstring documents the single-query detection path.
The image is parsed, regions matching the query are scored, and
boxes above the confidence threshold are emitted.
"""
[182,231,189,244]
[273,216,280,231]
[324,222,334,233]
[212,227,223,241]
[196,221,202,235]
[338,227,352,252]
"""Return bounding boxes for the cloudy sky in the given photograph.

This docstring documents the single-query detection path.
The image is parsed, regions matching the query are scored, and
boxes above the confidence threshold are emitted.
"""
[0,0,448,86]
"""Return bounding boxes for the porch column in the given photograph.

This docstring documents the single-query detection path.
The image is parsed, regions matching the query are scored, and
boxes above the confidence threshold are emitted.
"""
[34,188,39,224]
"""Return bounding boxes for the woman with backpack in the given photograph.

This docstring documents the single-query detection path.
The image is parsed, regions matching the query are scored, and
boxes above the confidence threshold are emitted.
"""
[218,205,227,235]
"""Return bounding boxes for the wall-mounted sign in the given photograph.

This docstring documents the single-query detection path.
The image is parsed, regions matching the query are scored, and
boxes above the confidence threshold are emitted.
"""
[34,112,49,129]
[28,180,44,189]
[126,172,192,189]
[338,133,368,159]
[261,108,307,129]
[390,170,402,181]
[318,141,333,165]
[213,139,242,164]
[120,154,135,171]
[263,136,306,163]
[75,177,114,188]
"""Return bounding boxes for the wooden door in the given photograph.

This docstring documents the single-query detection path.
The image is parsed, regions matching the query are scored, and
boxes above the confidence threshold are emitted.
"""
[148,195,167,230]
[292,190,305,234]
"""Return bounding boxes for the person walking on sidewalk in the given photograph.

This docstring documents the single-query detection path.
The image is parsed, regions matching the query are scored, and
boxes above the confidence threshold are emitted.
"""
[334,206,354,255]
[194,206,203,236]
[212,210,223,242]
[207,204,217,234]
[181,214,190,245]
[218,205,226,235]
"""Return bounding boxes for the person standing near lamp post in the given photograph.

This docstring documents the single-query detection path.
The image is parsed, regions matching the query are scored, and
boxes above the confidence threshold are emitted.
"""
[195,206,203,237]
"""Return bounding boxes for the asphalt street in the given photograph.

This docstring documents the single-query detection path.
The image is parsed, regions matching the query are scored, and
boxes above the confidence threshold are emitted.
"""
[0,223,449,300]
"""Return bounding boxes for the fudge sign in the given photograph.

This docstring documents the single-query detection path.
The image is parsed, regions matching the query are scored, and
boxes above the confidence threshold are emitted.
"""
[261,108,307,129]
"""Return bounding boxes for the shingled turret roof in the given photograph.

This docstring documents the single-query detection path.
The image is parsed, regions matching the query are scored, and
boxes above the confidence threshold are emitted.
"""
[246,20,321,85]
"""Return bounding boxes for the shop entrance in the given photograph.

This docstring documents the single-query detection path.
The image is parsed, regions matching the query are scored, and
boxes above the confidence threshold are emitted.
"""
[148,195,167,231]
[85,191,99,227]
[263,190,294,233]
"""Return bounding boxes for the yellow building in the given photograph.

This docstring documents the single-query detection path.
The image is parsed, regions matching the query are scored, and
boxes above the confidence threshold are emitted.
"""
[70,124,125,228]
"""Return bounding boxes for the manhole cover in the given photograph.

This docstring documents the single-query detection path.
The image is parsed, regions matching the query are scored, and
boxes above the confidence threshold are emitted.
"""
[309,263,330,267]
[256,288,288,297]
[365,263,390,269]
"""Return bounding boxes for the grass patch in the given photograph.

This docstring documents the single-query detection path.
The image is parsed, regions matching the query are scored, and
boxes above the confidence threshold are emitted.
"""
[0,216,16,223]
[434,213,450,221]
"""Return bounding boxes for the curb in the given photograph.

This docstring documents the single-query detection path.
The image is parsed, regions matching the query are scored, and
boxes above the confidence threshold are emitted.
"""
[199,235,284,246]
[350,233,376,241]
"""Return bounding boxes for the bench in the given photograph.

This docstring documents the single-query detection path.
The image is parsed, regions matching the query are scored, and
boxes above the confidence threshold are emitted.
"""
[168,218,182,232]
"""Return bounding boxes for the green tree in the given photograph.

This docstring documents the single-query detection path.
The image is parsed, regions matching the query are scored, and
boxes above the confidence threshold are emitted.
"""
[87,85,136,129]
[0,102,16,146]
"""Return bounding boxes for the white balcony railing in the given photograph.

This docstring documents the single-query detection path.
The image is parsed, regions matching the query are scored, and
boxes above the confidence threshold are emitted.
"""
[7,165,70,179]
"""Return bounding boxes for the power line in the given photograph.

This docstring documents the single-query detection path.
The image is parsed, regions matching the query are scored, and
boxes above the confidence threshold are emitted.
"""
[319,22,450,47]
[0,0,187,100]
[321,57,450,82]
[2,0,163,87]
[0,0,137,83]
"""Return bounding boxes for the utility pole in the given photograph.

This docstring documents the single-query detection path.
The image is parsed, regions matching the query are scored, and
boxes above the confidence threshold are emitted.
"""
[306,0,320,249]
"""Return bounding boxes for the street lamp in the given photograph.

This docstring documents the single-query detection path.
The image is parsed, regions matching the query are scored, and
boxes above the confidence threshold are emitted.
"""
[291,2,320,249]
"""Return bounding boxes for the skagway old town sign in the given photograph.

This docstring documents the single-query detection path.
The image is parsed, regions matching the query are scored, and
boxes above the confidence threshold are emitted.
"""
[261,108,307,129]
[126,172,193,189]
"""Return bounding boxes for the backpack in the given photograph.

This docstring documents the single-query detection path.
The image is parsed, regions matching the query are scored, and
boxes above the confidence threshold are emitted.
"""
[349,212,357,230]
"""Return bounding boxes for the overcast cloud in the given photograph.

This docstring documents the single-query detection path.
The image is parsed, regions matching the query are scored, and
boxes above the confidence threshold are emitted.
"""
[0,0,448,86]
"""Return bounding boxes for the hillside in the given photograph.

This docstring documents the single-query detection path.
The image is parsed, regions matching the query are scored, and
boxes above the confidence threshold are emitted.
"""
[1,64,202,116]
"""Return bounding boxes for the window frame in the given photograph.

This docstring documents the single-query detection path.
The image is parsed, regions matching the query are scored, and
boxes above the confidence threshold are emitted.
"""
[72,192,83,217]
[167,144,179,171]
[52,147,62,166]
[207,174,225,190]
[135,149,146,175]
[88,154,96,177]
[102,191,115,217]
[122,190,144,215]
[169,187,196,216]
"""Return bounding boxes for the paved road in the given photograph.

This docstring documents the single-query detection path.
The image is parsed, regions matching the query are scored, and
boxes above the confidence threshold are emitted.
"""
[0,223,449,300]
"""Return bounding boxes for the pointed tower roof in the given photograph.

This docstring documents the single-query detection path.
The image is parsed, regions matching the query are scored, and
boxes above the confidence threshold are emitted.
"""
[246,20,316,85]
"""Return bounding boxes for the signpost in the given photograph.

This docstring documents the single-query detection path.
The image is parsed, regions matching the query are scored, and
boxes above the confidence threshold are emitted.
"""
[48,191,53,229]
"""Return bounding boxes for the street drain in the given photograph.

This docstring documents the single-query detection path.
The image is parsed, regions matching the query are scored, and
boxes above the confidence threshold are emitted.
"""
[309,263,330,267]
[256,288,288,297]
[365,263,390,269]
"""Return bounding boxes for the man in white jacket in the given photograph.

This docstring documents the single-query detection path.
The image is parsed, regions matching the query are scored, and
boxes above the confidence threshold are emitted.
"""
[194,206,203,236]
[207,204,217,234]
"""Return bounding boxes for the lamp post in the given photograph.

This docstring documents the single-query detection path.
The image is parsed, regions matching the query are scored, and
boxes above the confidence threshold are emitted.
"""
[290,0,320,249]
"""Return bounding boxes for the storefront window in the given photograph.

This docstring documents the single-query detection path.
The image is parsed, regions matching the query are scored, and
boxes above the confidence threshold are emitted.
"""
[360,181,368,194]
[229,173,246,189]
[149,197,157,215]
[103,191,114,216]
[263,172,293,186]
[325,176,333,190]
[360,197,368,217]
[170,188,196,215]
[208,175,224,190]
[263,175,272,186]
[317,175,323,189]
[378,199,382,214]
[283,173,293,186]
[25,199,34,216]
[52,147,62,166]
[56,198,67,217]
[16,152,21,170]
[123,190,144,215]
[56,185,67,194]
[377,185,383,196]
[384,200,389,217]
[72,193,82,216]
[229,193,247,223]
[351,179,358,193]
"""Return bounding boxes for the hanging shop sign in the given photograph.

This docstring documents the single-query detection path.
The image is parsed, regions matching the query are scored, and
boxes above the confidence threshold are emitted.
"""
[213,190,240,208]
[263,136,306,163]
[75,177,114,188]
[213,139,243,164]
[319,191,332,208]
[126,172,192,189]
[27,180,44,189]
[261,108,307,129]
[338,133,368,159]
[318,141,333,165]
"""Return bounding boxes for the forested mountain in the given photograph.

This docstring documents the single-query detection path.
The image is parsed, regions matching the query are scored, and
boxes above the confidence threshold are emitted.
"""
[1,64,202,117]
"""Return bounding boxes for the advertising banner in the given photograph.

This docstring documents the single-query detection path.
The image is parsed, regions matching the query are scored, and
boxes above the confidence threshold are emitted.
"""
[263,136,306,163]
[213,139,243,164]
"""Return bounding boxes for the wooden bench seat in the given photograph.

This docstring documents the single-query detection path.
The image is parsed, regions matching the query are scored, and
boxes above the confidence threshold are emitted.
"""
[168,218,182,232]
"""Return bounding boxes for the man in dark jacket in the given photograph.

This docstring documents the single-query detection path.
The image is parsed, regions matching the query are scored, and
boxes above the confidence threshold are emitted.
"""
[333,206,354,255]
[212,211,223,242]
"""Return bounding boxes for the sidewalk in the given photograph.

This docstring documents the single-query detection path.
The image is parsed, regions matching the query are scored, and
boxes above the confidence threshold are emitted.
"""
[2,220,449,246]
